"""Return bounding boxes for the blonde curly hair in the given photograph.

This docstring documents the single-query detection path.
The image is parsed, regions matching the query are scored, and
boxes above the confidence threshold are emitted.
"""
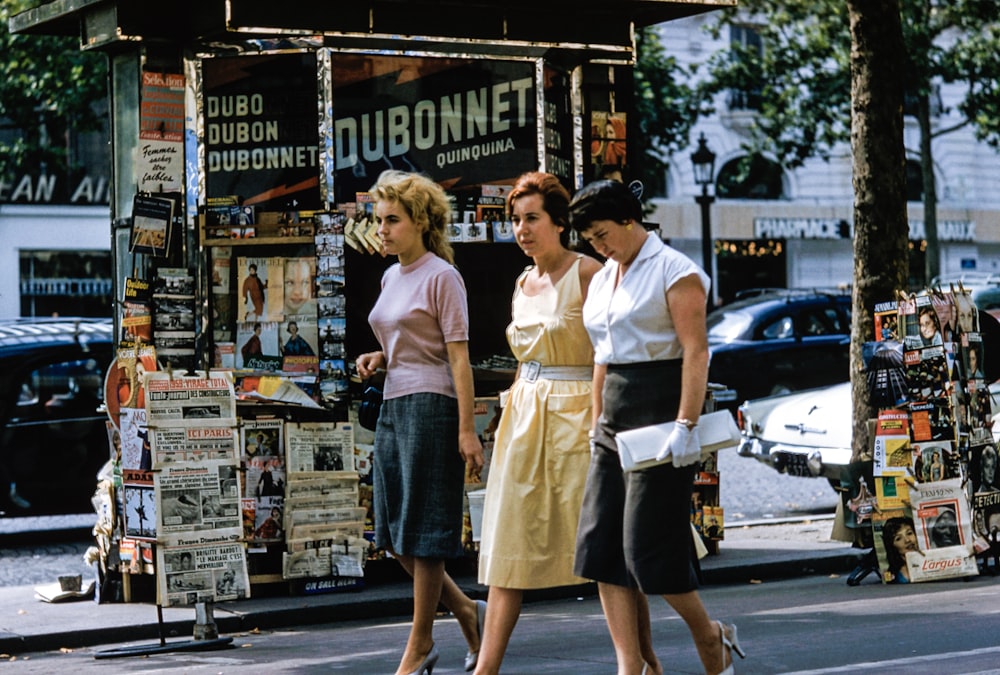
[369,170,455,264]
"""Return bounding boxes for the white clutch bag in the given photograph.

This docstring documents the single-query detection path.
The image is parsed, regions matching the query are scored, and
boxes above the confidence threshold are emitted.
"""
[615,410,742,472]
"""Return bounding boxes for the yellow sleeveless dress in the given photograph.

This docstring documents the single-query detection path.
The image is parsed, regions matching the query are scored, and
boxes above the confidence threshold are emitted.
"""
[478,257,593,589]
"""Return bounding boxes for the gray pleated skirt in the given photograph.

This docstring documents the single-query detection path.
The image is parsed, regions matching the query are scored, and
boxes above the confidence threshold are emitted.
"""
[574,359,702,594]
[372,392,466,559]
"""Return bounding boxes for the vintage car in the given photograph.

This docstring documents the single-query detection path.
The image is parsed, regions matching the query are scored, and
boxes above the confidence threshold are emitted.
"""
[706,289,852,409]
[0,318,113,515]
[737,380,1000,490]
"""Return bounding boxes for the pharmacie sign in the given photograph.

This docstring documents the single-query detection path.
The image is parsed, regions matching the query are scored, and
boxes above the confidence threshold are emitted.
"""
[754,217,975,242]
[330,55,536,202]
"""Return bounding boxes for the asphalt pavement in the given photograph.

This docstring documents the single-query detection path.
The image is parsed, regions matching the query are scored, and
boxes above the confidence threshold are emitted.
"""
[0,517,867,656]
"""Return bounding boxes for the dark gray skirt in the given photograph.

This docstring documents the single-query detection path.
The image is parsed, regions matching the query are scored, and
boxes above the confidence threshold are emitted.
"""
[372,392,466,559]
[574,360,702,594]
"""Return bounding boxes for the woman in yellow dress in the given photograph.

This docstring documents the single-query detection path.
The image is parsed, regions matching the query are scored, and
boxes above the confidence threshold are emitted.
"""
[474,172,604,673]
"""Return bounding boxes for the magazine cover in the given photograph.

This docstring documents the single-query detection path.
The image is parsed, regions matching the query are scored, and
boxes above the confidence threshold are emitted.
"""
[236,320,282,370]
[120,277,152,346]
[130,194,174,256]
[873,300,899,341]
[906,478,978,582]
[280,256,317,320]
[872,409,910,476]
[872,507,915,584]
[237,256,283,322]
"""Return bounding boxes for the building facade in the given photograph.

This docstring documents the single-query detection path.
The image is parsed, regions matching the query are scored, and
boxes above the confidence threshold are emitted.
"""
[649,13,1000,306]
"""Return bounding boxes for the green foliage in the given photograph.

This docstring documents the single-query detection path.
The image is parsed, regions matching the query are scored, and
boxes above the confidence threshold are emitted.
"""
[0,0,108,176]
[699,0,1000,165]
[633,26,705,195]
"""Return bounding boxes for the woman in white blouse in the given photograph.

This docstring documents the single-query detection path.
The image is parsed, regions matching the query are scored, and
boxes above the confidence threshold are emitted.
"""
[568,179,746,675]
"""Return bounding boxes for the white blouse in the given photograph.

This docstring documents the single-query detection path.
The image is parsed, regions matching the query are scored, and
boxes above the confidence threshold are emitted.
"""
[583,233,710,365]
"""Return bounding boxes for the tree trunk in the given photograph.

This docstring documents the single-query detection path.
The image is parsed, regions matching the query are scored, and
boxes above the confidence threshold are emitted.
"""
[847,0,910,463]
[919,94,939,284]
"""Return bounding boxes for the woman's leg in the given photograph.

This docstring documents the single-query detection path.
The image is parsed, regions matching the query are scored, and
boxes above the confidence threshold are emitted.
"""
[473,586,523,675]
[661,590,727,675]
[393,553,483,657]
[392,554,444,675]
[636,593,662,674]
[597,582,646,675]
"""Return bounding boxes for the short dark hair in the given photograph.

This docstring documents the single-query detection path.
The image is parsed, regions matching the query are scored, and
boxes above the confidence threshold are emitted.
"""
[569,179,643,233]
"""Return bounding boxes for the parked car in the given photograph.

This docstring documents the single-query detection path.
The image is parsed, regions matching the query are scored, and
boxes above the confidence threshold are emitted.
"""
[706,289,852,408]
[737,380,1000,490]
[0,318,113,515]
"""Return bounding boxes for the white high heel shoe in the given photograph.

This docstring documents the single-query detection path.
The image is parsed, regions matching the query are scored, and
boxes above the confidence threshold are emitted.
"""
[717,621,746,675]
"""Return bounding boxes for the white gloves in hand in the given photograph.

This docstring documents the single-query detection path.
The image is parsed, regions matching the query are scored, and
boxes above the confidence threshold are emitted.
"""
[656,424,702,467]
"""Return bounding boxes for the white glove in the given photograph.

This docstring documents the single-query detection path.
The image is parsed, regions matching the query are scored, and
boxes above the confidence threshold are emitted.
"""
[656,424,702,467]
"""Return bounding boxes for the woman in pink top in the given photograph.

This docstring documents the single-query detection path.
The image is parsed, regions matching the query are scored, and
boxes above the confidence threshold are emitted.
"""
[356,170,485,675]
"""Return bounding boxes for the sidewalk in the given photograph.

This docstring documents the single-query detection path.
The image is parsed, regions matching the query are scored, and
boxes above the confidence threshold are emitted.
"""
[0,518,864,655]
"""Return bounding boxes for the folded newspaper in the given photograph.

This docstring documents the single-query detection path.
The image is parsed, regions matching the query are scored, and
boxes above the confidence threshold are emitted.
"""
[615,410,741,472]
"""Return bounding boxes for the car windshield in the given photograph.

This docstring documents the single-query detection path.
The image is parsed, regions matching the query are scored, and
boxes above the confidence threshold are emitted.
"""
[707,309,753,342]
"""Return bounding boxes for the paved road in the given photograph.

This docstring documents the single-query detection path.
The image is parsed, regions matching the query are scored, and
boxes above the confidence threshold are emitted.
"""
[0,448,839,590]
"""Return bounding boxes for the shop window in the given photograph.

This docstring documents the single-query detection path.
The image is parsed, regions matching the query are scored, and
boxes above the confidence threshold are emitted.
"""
[19,250,112,318]
[716,155,785,200]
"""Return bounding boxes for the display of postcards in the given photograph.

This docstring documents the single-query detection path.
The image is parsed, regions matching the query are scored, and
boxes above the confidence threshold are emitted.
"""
[315,233,344,258]
[873,300,899,341]
[319,317,345,343]
[903,345,950,400]
[970,442,1000,494]
[316,211,346,235]
[446,221,464,242]
[318,296,346,322]
[154,267,194,297]
[320,358,347,382]
[316,274,344,298]
[907,397,955,443]
[236,320,282,370]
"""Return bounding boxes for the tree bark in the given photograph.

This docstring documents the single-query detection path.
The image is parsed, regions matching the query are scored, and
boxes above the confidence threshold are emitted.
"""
[847,0,910,463]
[919,94,939,284]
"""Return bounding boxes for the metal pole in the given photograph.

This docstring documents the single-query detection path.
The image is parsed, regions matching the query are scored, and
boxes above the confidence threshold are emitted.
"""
[697,187,715,304]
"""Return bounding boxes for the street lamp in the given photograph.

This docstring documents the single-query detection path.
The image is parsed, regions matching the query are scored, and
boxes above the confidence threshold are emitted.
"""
[691,133,717,303]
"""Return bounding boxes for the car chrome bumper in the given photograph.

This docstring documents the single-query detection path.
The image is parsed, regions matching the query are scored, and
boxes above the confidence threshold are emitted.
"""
[738,437,850,481]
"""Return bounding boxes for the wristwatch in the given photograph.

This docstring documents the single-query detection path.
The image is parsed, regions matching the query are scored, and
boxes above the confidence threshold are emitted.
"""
[676,418,698,430]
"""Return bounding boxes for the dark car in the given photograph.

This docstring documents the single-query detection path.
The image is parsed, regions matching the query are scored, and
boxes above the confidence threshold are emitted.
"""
[0,318,113,516]
[707,289,852,407]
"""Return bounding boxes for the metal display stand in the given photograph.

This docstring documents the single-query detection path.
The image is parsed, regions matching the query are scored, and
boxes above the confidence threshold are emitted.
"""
[94,601,232,659]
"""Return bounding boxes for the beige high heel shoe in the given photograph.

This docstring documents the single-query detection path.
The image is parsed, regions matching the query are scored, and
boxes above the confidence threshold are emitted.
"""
[717,621,746,675]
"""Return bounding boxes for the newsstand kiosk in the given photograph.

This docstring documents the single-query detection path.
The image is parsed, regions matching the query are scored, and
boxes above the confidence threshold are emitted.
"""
[13,0,734,642]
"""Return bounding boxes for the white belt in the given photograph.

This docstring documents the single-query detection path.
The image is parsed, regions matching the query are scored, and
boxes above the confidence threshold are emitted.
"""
[518,360,593,382]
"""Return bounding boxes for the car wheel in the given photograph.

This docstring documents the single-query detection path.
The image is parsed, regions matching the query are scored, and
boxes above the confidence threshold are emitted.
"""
[769,382,794,396]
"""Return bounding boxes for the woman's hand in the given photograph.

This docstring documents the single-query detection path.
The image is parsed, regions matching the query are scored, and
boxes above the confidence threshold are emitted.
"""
[459,429,484,472]
[355,351,386,379]
[657,424,702,467]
